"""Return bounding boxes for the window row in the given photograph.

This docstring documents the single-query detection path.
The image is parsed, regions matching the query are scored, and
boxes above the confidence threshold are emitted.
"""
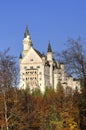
[25,77,37,80]
[24,66,40,69]
[22,71,37,75]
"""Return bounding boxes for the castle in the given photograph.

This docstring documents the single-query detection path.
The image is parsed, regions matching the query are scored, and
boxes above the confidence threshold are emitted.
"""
[19,26,80,92]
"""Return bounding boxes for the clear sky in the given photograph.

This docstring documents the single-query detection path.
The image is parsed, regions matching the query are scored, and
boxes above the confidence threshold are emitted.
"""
[0,0,86,59]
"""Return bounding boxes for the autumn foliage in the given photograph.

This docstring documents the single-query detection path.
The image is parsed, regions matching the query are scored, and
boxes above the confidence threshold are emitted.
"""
[0,85,84,130]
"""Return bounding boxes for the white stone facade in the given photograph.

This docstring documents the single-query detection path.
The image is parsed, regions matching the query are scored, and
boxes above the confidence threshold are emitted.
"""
[19,27,80,92]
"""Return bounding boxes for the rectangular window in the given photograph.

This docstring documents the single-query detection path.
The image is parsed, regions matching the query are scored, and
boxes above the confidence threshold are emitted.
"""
[37,66,40,68]
[24,66,27,69]
[30,66,33,69]
[30,59,33,61]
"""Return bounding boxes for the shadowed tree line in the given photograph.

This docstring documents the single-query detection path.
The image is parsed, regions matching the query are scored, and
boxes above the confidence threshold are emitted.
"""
[0,38,86,130]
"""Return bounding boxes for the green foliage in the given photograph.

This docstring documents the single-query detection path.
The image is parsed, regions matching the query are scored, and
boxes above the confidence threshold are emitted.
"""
[44,86,55,97]
[56,81,64,94]
[31,87,42,96]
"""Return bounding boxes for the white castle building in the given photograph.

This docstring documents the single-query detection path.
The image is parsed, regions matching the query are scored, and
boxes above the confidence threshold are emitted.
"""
[19,26,80,92]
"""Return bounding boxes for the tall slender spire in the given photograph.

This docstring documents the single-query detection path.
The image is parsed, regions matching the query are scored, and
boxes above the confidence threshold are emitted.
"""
[24,25,29,38]
[47,41,52,52]
[23,26,33,52]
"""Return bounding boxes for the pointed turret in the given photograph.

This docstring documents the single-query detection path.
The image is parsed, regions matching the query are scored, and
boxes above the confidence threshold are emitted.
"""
[24,26,29,38]
[47,42,52,53]
[23,26,32,54]
[47,41,53,61]
[47,41,53,87]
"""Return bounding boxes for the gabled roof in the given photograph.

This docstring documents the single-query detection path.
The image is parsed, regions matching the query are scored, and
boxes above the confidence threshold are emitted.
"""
[34,49,45,58]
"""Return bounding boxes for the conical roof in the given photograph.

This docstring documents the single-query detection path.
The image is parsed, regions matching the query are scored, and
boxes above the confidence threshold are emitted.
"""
[47,42,52,52]
[24,26,29,38]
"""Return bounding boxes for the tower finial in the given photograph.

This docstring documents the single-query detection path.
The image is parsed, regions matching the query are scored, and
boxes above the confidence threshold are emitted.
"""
[47,41,52,52]
[24,25,29,38]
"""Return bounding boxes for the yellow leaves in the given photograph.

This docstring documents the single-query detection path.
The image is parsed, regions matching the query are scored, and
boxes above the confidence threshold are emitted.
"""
[60,110,79,130]
[50,120,63,130]
[67,118,78,130]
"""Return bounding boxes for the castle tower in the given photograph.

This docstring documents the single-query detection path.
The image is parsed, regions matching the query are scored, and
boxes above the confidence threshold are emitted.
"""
[47,42,54,87]
[22,26,32,56]
[47,42,53,61]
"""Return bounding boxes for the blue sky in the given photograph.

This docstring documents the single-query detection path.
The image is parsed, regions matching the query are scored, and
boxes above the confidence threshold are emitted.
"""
[0,0,86,59]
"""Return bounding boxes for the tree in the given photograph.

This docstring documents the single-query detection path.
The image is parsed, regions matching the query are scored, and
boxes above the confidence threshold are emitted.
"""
[0,49,18,130]
[59,38,86,130]
[60,38,86,89]
[55,82,65,109]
